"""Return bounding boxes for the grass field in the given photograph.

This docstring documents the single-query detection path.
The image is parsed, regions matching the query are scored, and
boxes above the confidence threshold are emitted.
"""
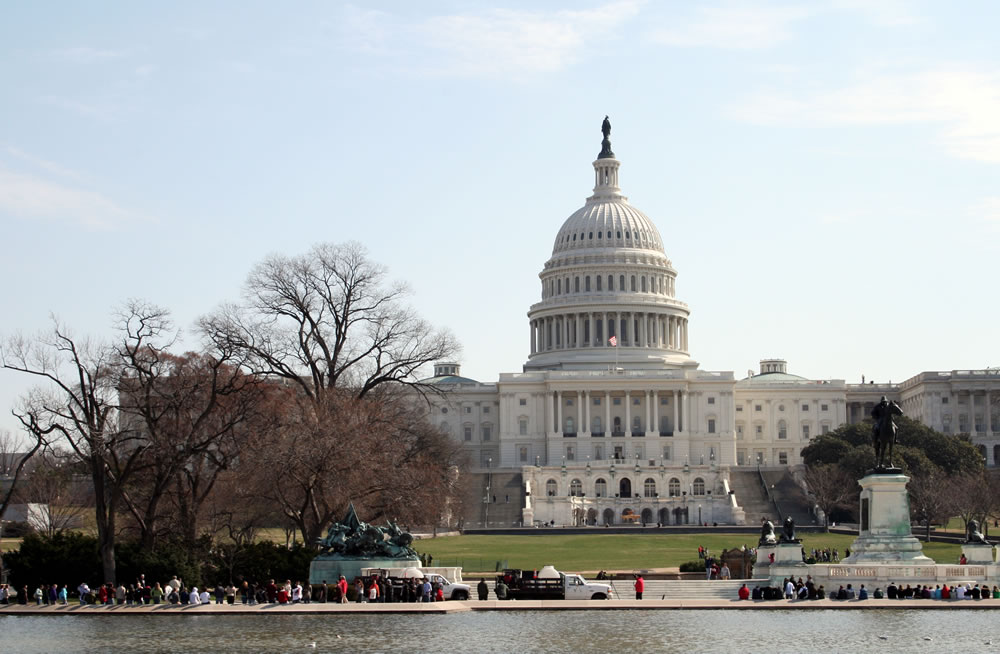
[412,533,963,574]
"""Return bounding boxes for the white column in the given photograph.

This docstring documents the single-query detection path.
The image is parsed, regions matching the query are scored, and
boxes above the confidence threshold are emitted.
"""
[673,390,679,434]
[668,317,675,349]
[605,391,611,435]
[588,313,595,347]
[653,391,660,436]
[584,391,591,435]
[625,391,632,436]
[680,390,688,433]
[639,313,646,348]
[602,312,608,345]
[625,312,633,346]
[548,391,556,433]
[988,392,993,434]
[577,392,583,436]
[556,391,563,434]
[530,320,536,354]
[575,314,582,348]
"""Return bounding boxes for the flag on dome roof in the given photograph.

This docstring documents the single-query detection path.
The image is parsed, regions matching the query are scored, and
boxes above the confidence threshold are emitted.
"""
[608,335,617,347]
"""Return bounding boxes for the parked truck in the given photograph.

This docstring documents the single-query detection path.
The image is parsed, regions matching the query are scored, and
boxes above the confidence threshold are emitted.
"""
[497,566,613,600]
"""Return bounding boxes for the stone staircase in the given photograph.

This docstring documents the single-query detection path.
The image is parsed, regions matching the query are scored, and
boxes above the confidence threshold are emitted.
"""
[459,471,524,528]
[761,470,815,526]
[728,469,775,524]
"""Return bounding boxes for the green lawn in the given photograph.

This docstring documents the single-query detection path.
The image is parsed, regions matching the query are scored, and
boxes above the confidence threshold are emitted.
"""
[412,533,962,574]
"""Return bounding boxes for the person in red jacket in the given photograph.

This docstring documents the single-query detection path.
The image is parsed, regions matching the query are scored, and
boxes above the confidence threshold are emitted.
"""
[338,576,349,604]
[634,575,644,600]
[738,583,750,600]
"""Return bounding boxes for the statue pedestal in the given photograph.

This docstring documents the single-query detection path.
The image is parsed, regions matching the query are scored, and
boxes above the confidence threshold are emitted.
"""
[842,473,932,564]
[309,556,421,586]
[962,543,995,564]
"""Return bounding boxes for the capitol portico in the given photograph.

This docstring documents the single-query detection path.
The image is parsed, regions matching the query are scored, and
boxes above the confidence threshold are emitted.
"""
[421,119,1000,528]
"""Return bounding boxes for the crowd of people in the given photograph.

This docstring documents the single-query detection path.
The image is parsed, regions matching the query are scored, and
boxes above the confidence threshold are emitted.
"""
[1,573,457,607]
[737,575,1000,601]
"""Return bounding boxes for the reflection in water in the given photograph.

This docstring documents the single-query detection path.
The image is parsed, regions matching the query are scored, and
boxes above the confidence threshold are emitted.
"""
[0,610,996,653]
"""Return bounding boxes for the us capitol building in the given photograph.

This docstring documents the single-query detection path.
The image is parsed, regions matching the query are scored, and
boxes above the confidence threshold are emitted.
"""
[422,119,1000,528]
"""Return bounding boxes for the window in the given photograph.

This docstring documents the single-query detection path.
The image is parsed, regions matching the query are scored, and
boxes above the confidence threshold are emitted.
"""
[708,419,716,434]
[613,417,622,434]
[594,445,604,460]
[736,425,744,440]
[755,405,762,412]
[482,425,492,441]
[566,398,574,407]
[632,416,642,432]
[519,446,528,462]
[464,426,472,441]
[483,406,490,414]
[613,398,621,406]
[755,425,763,439]
[668,478,680,496]
[592,416,603,434]
[821,425,830,435]
[942,397,949,404]
[778,452,788,465]
[596,276,602,291]
[574,277,579,293]
[593,397,601,406]
[585,276,591,292]
[660,397,669,405]
[708,397,715,405]
[662,446,671,460]
[633,397,640,405]
[566,446,575,461]
[619,275,625,290]
[693,478,705,496]
[802,404,809,411]
[630,275,636,291]
[779,405,785,412]
[466,407,472,413]
[519,398,527,406]
[644,478,656,498]
[595,478,607,497]
[546,479,557,497]
[557,279,561,294]
[565,417,575,434]
[519,419,528,436]
[441,407,448,414]
[736,406,743,412]
[778,421,787,440]
[802,425,810,439]
[641,277,647,292]
[608,275,614,290]
[821,404,828,411]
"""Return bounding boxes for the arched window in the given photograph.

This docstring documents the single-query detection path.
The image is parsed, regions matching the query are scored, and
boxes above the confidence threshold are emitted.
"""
[644,478,656,498]
[570,479,583,496]
[546,479,558,497]
[668,478,680,497]
[565,416,575,434]
[595,478,607,497]
[585,276,591,292]
[619,275,625,291]
[613,416,622,435]
[597,231,602,239]
[596,275,602,291]
[557,279,561,294]
[693,477,705,496]
[607,231,612,239]
[588,232,593,240]
[574,277,579,293]
[608,275,614,291]
[630,275,636,291]
[641,276,647,292]
[619,478,632,497]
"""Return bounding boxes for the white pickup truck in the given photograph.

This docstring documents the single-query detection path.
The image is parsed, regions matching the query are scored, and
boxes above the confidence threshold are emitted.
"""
[500,566,613,600]
[420,573,471,601]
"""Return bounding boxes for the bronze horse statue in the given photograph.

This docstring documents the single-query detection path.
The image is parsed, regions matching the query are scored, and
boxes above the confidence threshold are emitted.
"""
[871,395,903,470]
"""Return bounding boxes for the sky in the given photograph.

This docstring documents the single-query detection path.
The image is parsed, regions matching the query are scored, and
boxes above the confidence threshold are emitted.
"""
[1,1,999,440]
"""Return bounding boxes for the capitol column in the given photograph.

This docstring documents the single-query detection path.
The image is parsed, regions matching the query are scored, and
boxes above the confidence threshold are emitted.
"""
[556,391,563,435]
[625,391,632,436]
[575,313,583,349]
[605,392,611,435]
[588,313,595,347]
[548,392,556,434]
[577,392,583,436]
[584,391,591,436]
[673,390,679,434]
[652,390,659,436]
[530,320,536,354]
[988,392,993,434]
[602,312,608,345]
[625,312,633,346]
[645,390,653,436]
[680,390,687,434]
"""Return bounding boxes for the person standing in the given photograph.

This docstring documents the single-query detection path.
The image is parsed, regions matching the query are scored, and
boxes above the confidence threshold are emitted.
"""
[477,578,489,601]
[634,574,644,600]
[338,576,349,604]
[719,563,731,580]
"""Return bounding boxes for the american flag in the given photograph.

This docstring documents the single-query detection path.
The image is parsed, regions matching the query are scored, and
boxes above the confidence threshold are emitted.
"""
[608,335,617,346]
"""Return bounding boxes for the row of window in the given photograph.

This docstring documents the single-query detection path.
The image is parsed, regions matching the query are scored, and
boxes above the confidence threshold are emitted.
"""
[545,272,673,298]
[737,403,831,413]
[545,476,708,498]
[735,422,830,440]
[558,227,654,246]
[441,405,491,414]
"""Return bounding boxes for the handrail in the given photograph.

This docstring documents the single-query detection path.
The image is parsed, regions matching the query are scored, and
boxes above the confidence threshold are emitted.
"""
[757,465,784,521]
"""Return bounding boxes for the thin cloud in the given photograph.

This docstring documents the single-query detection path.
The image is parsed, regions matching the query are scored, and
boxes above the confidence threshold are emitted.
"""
[338,1,642,77]
[648,5,811,50]
[728,68,1000,163]
[0,167,137,229]
[4,146,83,180]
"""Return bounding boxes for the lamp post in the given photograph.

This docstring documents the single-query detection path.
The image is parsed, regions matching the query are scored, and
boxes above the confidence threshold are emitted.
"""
[484,456,492,527]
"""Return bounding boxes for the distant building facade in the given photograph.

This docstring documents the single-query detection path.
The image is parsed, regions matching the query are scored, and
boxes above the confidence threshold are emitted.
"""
[419,123,1000,527]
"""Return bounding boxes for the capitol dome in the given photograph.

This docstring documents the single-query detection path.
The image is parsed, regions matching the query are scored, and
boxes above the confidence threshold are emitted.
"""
[525,118,694,371]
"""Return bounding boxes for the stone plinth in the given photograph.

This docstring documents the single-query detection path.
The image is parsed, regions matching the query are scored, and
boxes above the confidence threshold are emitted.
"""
[841,472,932,564]
[309,556,421,586]
[962,543,996,565]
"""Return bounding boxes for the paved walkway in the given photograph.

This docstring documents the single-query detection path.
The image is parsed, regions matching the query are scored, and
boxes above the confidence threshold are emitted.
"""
[3,598,1000,614]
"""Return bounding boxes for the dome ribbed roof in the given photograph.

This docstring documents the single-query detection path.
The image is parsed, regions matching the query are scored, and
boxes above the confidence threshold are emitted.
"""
[552,200,665,255]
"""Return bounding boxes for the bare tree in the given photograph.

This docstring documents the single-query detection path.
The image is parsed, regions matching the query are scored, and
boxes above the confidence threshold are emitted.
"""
[200,242,462,545]
[2,321,139,583]
[908,469,956,542]
[803,463,856,531]
[12,448,90,536]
